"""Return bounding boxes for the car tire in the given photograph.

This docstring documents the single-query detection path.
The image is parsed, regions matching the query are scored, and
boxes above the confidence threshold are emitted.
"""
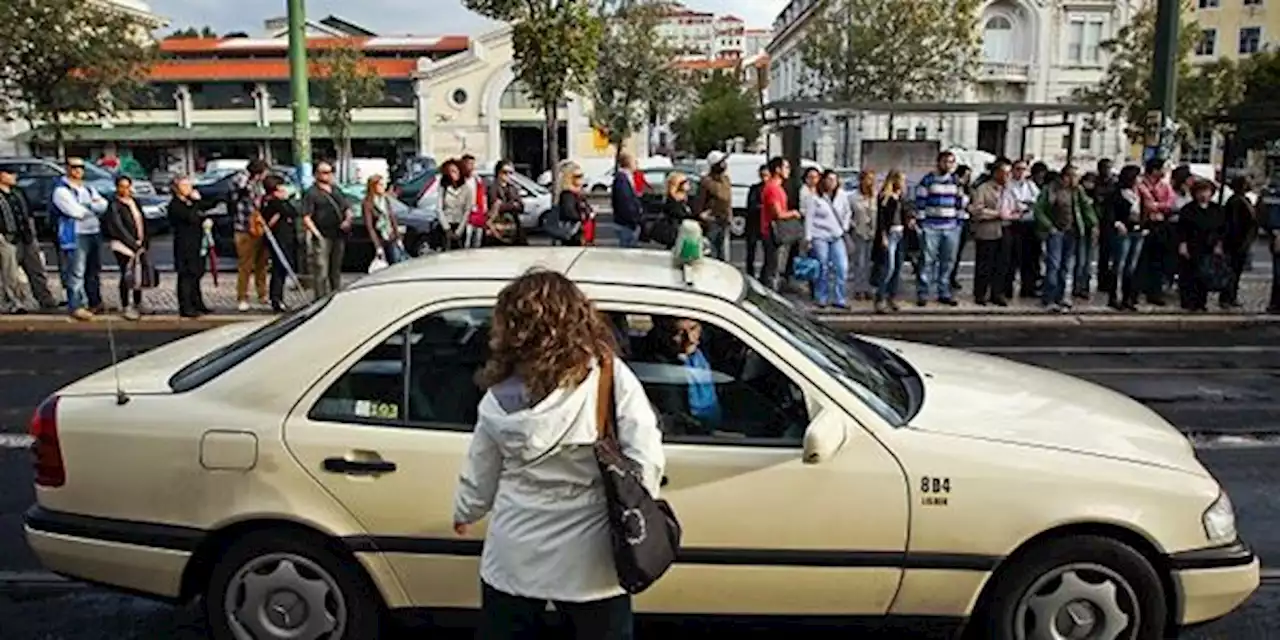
[967,535,1167,640]
[730,212,747,238]
[205,529,382,640]
[591,184,608,195]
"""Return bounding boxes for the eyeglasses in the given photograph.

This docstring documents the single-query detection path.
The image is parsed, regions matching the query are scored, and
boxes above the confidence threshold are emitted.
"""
[572,173,584,179]
[67,164,85,170]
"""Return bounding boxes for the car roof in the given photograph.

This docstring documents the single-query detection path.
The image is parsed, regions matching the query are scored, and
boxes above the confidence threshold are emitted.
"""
[350,247,745,301]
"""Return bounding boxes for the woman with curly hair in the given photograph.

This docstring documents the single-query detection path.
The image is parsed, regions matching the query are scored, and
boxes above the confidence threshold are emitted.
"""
[453,269,665,639]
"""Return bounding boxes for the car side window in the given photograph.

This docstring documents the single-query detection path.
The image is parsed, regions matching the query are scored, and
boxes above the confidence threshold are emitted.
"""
[308,307,492,429]
[610,312,809,445]
[405,308,492,428]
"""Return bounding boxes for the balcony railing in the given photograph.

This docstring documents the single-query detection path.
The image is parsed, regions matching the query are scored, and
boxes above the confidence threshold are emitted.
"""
[979,61,1032,82]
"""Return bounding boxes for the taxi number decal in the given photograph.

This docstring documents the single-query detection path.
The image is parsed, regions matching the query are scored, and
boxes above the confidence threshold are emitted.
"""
[920,476,951,494]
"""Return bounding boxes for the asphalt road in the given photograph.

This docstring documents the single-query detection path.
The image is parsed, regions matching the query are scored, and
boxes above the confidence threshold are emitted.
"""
[0,326,1278,638]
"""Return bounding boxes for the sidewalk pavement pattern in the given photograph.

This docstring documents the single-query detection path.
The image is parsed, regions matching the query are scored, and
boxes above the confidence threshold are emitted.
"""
[2,254,1275,323]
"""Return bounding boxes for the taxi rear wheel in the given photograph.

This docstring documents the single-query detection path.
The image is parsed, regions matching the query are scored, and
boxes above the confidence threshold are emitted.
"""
[969,535,1167,640]
[205,529,382,640]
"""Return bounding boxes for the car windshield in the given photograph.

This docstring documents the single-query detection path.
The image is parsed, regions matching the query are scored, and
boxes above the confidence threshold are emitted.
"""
[194,169,238,185]
[80,162,114,181]
[169,296,331,392]
[741,279,911,425]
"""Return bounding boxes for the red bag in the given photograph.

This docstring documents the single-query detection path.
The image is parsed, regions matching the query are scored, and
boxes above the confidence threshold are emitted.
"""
[583,217,597,244]
[467,179,488,227]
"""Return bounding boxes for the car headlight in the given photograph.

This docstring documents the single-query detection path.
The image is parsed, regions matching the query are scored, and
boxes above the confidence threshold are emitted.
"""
[1202,491,1237,545]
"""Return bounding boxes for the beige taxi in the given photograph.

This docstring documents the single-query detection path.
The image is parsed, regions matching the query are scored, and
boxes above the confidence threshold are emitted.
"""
[25,248,1258,639]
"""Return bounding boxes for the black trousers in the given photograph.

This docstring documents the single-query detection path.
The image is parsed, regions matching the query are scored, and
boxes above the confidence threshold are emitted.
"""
[270,243,296,307]
[1006,220,1041,298]
[112,252,142,308]
[952,220,970,287]
[1140,222,1173,301]
[974,235,1010,303]
[176,271,205,316]
[1221,250,1249,305]
[744,224,763,278]
[1097,227,1116,295]
[479,582,633,640]
[1178,255,1210,310]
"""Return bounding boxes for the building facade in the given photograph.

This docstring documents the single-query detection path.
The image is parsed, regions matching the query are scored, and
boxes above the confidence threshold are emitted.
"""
[655,2,771,61]
[766,0,1139,169]
[1183,0,1277,165]
[15,18,644,178]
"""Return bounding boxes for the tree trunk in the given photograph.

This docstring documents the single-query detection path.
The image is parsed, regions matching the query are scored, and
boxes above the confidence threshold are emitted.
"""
[339,133,353,182]
[545,104,561,189]
[52,113,65,161]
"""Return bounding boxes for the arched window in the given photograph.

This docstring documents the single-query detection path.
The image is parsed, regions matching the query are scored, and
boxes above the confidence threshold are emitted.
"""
[499,81,567,110]
[983,15,1015,62]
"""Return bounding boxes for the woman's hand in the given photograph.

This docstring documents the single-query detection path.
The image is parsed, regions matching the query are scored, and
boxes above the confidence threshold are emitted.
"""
[453,522,469,536]
[880,234,888,248]
[1178,242,1190,258]
[1213,243,1224,256]
[1114,221,1126,233]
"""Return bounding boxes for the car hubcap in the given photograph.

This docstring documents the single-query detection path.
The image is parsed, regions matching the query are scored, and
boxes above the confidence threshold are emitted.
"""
[1014,563,1137,640]
[730,215,746,237]
[416,238,432,256]
[225,553,346,640]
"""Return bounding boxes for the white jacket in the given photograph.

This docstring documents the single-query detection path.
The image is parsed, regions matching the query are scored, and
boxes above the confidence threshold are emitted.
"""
[453,357,665,602]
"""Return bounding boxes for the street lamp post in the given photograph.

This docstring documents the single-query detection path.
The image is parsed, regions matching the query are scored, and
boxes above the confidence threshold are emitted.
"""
[1145,0,1180,164]
[287,0,313,186]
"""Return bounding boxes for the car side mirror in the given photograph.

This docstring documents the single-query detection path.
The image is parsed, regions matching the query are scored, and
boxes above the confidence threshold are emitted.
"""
[802,408,847,465]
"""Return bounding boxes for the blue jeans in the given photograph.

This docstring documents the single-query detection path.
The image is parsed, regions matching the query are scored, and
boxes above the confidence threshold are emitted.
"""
[1073,235,1095,296]
[811,236,849,306]
[384,242,408,265]
[615,223,640,248]
[1111,232,1145,295]
[1042,231,1078,305]
[61,234,103,312]
[917,224,961,300]
[706,222,728,260]
[876,229,905,300]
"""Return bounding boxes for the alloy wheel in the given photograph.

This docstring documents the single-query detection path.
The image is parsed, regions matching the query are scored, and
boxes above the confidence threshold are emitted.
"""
[1013,562,1139,640]
[224,552,348,640]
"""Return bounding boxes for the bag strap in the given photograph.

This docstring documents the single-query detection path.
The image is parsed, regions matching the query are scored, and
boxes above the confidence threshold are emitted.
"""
[594,354,616,444]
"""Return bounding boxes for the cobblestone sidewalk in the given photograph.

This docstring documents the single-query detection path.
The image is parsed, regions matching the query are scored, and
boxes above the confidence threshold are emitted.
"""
[3,263,1275,319]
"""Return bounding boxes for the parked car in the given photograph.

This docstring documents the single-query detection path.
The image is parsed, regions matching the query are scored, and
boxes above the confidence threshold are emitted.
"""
[396,167,439,209]
[0,157,166,237]
[22,247,1259,640]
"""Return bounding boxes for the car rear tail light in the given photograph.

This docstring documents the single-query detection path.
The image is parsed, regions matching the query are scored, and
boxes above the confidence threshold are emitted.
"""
[29,395,65,488]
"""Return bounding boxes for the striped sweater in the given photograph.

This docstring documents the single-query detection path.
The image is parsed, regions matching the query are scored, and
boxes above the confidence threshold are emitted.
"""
[914,171,966,228]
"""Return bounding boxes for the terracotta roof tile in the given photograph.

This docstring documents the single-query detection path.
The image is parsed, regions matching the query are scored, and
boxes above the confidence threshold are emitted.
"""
[147,58,418,81]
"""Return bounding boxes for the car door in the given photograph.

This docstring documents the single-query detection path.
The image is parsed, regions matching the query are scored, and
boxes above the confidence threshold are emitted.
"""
[595,295,910,617]
[283,300,498,609]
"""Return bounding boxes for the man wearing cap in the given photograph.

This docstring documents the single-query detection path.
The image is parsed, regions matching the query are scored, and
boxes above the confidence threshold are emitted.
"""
[51,158,108,321]
[696,151,733,260]
[0,167,58,312]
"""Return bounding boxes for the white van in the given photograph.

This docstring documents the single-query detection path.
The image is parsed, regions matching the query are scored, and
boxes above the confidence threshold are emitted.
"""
[721,154,821,236]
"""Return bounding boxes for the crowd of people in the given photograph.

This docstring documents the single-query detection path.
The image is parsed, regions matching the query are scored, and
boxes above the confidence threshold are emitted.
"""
[711,151,1278,314]
[2,151,1278,319]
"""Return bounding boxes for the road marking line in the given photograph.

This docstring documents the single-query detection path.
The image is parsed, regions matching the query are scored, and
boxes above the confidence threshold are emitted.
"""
[1059,368,1280,375]
[979,346,1280,354]
[0,434,33,449]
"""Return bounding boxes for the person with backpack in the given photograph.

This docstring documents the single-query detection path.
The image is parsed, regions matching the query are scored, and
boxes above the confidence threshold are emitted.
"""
[453,270,665,640]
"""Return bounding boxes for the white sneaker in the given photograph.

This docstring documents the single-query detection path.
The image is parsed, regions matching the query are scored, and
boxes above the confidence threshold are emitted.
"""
[123,307,141,321]
[237,301,250,312]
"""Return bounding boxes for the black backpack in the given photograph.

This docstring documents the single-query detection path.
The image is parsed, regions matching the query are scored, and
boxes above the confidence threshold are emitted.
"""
[593,356,682,594]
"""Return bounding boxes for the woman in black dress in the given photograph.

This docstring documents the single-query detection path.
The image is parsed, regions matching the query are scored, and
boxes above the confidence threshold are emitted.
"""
[1176,179,1228,312]
[261,175,300,312]
[102,175,150,320]
[167,176,219,317]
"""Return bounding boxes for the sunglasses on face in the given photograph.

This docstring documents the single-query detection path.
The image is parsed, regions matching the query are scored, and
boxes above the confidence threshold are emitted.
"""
[68,165,85,170]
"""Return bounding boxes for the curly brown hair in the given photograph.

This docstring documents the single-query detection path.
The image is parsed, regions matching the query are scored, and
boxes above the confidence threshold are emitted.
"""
[477,269,617,402]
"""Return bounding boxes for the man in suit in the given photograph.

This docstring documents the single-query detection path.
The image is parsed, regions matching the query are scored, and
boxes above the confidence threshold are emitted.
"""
[611,152,643,248]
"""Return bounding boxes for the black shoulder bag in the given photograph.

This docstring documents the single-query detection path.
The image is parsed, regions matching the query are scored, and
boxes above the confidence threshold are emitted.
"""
[593,356,682,594]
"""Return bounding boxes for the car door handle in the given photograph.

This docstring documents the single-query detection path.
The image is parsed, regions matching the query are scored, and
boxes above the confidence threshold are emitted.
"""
[323,457,397,475]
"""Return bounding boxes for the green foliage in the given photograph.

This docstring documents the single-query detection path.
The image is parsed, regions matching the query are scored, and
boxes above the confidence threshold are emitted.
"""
[1075,2,1237,143]
[0,0,156,152]
[313,45,385,178]
[1229,50,1280,150]
[589,0,679,160]
[799,0,982,102]
[466,0,604,175]
[170,26,218,38]
[672,71,760,156]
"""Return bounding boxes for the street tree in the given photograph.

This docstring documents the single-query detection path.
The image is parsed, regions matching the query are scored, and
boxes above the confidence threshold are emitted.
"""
[1227,51,1280,151]
[672,71,760,157]
[0,0,156,156]
[465,0,604,182]
[312,44,385,181]
[799,0,982,104]
[170,26,218,38]
[1075,2,1241,144]
[589,0,679,166]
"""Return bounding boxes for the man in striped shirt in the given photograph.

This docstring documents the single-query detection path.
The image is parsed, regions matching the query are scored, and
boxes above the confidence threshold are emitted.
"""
[913,151,965,306]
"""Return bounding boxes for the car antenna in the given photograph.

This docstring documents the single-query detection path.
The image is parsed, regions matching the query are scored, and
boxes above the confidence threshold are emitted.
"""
[106,316,130,406]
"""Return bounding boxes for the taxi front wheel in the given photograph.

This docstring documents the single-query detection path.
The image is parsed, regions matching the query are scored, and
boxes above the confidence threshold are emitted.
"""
[968,535,1168,640]
[205,529,383,640]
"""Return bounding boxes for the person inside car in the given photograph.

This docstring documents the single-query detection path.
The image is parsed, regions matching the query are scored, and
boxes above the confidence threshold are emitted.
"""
[637,316,722,435]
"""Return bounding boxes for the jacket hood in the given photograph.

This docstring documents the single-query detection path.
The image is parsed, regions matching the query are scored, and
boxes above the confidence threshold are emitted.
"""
[478,369,601,465]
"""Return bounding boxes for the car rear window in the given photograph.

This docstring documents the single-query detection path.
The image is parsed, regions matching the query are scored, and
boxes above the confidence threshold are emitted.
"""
[168,296,331,392]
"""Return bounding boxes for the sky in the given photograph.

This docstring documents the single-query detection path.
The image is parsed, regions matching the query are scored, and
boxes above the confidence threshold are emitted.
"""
[143,0,788,36]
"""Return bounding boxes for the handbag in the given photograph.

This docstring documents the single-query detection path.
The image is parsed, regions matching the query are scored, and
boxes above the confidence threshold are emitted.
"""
[644,216,679,248]
[792,255,821,282]
[1200,253,1233,292]
[770,217,805,246]
[248,209,267,238]
[593,355,682,594]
